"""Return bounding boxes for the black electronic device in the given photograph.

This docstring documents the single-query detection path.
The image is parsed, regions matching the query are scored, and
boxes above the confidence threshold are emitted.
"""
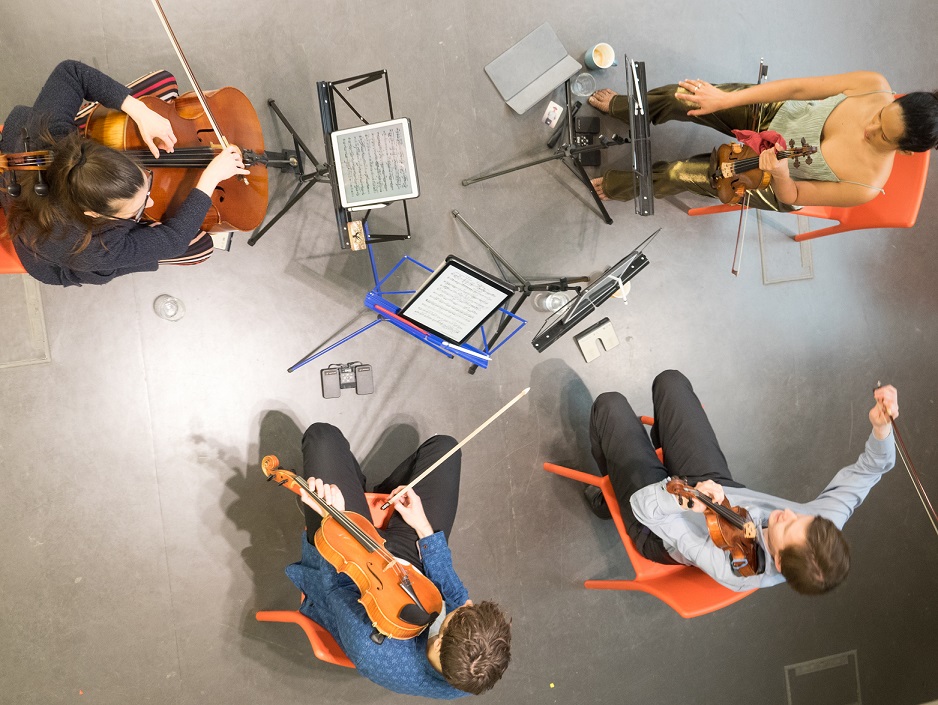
[574,134,601,167]
[397,255,513,345]
[320,362,375,398]
[575,116,600,135]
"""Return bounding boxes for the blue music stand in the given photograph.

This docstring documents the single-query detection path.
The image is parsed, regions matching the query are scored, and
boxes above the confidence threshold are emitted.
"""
[288,228,526,373]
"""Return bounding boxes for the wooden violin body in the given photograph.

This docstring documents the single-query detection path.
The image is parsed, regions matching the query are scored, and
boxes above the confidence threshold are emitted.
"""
[709,139,818,205]
[261,456,443,641]
[83,87,268,233]
[709,142,770,205]
[666,478,759,577]
[315,509,444,640]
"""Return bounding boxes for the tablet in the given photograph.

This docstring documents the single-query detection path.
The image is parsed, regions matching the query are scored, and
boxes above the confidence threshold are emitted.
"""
[398,256,513,345]
[330,118,419,209]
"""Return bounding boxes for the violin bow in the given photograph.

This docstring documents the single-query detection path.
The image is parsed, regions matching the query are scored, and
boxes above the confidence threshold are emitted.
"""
[731,58,769,277]
[380,387,530,510]
[148,0,248,183]
[877,382,938,537]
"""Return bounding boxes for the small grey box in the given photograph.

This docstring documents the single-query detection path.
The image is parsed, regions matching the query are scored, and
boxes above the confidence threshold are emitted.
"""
[574,317,619,363]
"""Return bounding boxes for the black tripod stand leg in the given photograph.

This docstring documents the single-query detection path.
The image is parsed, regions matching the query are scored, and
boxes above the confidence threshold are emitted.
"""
[268,99,321,168]
[247,179,318,246]
[467,291,531,375]
[567,158,613,225]
[462,152,566,186]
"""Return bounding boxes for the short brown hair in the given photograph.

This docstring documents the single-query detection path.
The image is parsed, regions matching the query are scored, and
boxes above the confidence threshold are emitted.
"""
[779,517,850,595]
[439,601,511,694]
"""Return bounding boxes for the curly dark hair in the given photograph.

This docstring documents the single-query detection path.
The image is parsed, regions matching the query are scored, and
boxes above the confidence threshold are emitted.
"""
[439,601,512,695]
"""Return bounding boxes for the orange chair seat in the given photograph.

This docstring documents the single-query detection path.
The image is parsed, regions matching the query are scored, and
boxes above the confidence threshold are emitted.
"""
[688,148,930,242]
[543,415,754,618]
[255,491,393,669]
[0,124,28,276]
[0,211,26,275]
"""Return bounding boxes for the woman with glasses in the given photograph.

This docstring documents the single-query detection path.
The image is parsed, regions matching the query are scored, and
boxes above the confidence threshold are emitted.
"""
[1,60,247,286]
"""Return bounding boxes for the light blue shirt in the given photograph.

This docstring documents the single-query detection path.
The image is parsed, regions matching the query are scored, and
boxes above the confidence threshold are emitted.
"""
[630,431,896,591]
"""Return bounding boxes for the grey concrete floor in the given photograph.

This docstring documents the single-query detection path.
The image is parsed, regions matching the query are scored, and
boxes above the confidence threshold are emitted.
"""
[2,2,938,704]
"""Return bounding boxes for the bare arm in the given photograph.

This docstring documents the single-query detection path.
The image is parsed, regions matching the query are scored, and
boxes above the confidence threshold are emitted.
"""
[759,149,884,207]
[680,71,891,116]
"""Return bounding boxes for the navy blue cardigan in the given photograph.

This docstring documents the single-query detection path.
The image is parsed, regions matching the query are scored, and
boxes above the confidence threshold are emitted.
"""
[1,60,211,286]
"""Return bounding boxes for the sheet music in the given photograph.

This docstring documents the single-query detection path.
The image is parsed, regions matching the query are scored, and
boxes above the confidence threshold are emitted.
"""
[403,266,508,343]
[333,119,418,206]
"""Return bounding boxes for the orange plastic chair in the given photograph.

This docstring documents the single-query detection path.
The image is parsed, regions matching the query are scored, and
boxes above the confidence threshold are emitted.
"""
[256,491,394,668]
[544,416,755,618]
[0,123,27,275]
[688,148,930,242]
[0,197,27,276]
[0,123,26,275]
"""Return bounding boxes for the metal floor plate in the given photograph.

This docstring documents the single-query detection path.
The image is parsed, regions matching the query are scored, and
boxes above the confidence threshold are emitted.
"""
[0,274,50,369]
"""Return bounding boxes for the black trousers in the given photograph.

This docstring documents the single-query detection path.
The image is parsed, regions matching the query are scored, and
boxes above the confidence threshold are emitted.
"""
[300,423,461,568]
[589,370,744,564]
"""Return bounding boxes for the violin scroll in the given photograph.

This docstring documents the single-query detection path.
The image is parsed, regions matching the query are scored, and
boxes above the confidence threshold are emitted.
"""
[261,455,304,495]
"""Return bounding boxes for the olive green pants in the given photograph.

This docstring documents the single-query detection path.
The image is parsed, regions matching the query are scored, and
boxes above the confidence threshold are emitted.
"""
[602,84,792,211]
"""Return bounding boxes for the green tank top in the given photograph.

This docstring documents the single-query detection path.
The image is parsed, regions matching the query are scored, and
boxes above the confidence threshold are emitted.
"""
[768,93,887,193]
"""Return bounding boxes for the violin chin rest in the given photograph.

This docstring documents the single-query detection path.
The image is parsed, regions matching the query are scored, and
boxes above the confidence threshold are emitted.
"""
[398,604,438,627]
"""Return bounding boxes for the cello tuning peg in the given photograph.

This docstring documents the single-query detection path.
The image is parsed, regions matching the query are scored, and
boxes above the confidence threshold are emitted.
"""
[34,171,49,197]
[793,157,800,168]
[8,171,21,198]
[805,155,813,165]
[801,137,808,147]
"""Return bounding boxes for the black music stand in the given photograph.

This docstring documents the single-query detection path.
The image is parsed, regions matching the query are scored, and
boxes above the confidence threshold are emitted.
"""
[451,210,590,374]
[462,58,653,223]
[248,70,412,249]
[530,228,660,353]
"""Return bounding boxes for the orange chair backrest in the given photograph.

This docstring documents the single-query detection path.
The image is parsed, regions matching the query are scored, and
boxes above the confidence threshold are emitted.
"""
[0,210,27,274]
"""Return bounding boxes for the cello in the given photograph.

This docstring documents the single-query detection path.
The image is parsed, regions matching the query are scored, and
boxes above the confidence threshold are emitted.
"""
[261,455,444,641]
[83,0,268,233]
[82,88,268,233]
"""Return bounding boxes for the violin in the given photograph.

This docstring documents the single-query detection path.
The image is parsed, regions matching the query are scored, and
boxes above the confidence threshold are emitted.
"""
[82,89,268,233]
[709,137,818,205]
[665,477,760,577]
[261,455,443,641]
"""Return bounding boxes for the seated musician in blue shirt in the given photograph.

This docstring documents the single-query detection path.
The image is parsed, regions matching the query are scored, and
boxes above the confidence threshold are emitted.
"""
[584,370,897,594]
[284,423,511,699]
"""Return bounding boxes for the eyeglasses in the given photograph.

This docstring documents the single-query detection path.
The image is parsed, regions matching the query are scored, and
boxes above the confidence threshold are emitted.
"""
[132,169,154,222]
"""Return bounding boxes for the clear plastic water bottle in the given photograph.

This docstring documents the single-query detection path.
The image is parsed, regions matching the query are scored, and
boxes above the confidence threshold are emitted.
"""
[153,294,185,321]
[532,291,570,313]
